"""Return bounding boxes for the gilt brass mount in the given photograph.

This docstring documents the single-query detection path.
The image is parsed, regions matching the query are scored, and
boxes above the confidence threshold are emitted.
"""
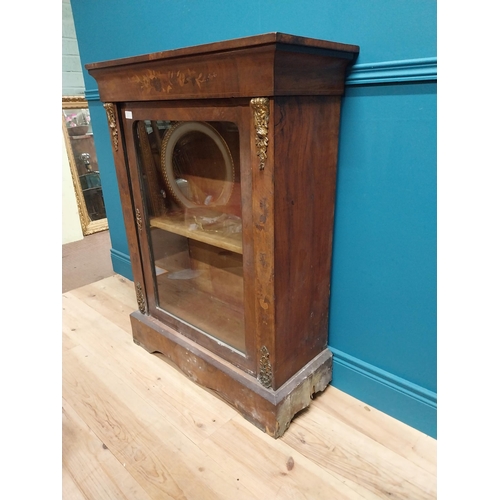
[103,103,119,151]
[135,282,146,314]
[250,98,270,170]
[258,345,272,388]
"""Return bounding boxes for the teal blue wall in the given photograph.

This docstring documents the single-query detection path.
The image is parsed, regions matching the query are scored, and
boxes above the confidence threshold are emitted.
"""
[331,81,437,435]
[71,0,437,437]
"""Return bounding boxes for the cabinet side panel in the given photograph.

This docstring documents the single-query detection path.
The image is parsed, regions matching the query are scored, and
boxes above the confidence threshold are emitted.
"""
[273,96,341,389]
[274,49,351,95]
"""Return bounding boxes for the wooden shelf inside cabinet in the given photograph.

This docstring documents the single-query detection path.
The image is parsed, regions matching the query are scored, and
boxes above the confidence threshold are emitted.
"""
[87,32,359,439]
[150,214,242,254]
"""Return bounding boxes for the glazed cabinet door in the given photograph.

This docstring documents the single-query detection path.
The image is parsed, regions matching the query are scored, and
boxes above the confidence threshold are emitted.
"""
[121,100,256,373]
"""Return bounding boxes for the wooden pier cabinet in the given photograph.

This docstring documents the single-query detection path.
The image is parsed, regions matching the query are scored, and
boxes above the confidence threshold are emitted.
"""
[87,33,359,437]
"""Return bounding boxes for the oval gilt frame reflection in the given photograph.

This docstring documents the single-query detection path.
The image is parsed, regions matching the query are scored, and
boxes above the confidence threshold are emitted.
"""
[160,121,234,209]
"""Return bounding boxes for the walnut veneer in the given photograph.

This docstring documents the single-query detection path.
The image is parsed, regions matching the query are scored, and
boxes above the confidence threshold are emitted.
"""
[87,33,359,437]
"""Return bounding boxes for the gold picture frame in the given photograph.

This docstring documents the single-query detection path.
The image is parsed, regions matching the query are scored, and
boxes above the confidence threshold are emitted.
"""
[63,96,108,235]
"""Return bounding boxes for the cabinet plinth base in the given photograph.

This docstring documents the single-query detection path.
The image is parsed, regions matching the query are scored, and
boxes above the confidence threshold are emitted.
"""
[130,311,332,438]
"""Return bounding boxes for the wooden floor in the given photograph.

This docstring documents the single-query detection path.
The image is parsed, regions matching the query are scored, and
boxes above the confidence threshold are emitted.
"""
[62,275,437,500]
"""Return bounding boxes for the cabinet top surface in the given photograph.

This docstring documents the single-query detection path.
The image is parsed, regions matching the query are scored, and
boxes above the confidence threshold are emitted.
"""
[85,32,359,71]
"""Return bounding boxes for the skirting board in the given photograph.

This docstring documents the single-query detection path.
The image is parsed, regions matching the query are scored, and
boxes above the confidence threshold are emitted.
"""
[330,347,437,438]
[110,248,133,282]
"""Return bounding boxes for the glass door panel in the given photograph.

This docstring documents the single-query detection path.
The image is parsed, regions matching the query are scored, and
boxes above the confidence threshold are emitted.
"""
[134,119,245,353]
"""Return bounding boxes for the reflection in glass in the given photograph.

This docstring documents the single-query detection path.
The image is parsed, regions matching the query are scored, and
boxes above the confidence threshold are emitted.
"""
[135,120,245,353]
[63,103,107,226]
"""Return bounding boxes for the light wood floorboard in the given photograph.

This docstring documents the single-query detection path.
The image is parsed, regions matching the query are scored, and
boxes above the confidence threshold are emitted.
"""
[62,275,437,500]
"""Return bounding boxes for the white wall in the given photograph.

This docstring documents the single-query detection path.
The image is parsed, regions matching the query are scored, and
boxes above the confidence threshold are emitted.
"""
[62,0,84,96]
[62,0,85,243]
